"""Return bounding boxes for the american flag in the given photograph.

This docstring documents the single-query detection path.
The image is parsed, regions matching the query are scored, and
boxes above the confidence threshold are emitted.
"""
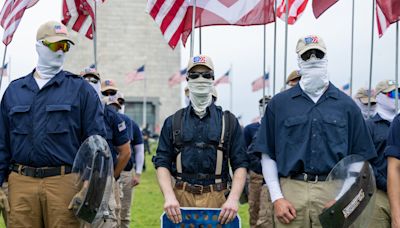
[214,70,230,86]
[376,0,400,37]
[312,0,339,18]
[252,73,269,92]
[126,65,145,84]
[62,0,105,40]
[0,0,39,45]
[0,63,8,77]
[168,68,187,87]
[146,0,189,49]
[276,0,308,25]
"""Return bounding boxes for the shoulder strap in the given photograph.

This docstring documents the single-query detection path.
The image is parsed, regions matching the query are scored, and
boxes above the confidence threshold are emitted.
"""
[172,109,184,180]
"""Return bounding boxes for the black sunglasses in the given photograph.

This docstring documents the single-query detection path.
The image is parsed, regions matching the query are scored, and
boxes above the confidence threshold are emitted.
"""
[301,49,325,61]
[102,90,117,96]
[187,71,214,80]
[84,77,99,84]
[117,98,125,105]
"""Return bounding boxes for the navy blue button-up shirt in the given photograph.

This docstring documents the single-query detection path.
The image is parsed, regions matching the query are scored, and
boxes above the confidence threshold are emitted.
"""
[385,114,400,159]
[104,105,130,166]
[0,70,106,184]
[244,122,262,174]
[366,114,390,192]
[254,83,376,177]
[153,103,248,185]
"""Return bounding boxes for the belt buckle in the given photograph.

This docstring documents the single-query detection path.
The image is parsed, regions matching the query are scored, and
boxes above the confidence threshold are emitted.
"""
[35,168,45,178]
[192,184,204,194]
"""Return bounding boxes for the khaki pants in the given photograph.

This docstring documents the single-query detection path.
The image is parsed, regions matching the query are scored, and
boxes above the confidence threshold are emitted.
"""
[368,189,391,228]
[173,186,227,208]
[119,170,134,228]
[84,178,120,228]
[0,182,8,226]
[275,178,334,228]
[248,171,274,228]
[8,171,81,228]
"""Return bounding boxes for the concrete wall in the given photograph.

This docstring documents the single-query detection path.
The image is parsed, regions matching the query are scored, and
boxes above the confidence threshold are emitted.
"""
[64,0,181,131]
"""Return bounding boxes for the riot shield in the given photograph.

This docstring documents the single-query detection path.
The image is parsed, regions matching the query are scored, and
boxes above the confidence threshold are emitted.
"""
[71,135,114,224]
[318,155,376,228]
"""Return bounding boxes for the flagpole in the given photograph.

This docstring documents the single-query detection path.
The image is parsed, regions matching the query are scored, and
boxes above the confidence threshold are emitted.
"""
[143,73,147,128]
[262,23,266,106]
[92,1,98,69]
[283,0,289,89]
[367,0,375,119]
[230,64,233,111]
[8,56,11,83]
[395,22,399,112]
[199,27,202,54]
[0,46,8,91]
[273,0,277,96]
[190,0,197,57]
[349,0,355,96]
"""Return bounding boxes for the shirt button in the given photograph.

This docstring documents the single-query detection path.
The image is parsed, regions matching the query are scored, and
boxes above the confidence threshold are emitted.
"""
[312,150,315,153]
[312,134,316,137]
[313,118,317,122]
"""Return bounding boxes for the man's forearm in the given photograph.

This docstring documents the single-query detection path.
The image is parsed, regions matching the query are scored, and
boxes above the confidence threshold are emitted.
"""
[156,167,176,199]
[388,157,400,224]
[114,142,131,178]
[227,168,247,201]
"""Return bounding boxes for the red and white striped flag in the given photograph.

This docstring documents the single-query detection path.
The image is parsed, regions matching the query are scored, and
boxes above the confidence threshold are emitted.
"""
[62,0,104,40]
[214,70,230,86]
[252,72,269,92]
[376,2,390,37]
[168,68,187,87]
[146,0,189,49]
[276,0,308,25]
[312,0,338,19]
[0,0,39,45]
[126,65,145,84]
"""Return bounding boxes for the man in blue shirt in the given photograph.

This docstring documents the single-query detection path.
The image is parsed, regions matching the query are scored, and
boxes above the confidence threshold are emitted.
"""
[254,35,376,228]
[153,55,248,225]
[0,21,106,227]
[367,80,399,227]
[244,96,273,228]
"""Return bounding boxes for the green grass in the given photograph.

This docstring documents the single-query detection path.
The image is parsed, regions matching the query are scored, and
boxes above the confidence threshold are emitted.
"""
[0,144,250,228]
[131,144,250,227]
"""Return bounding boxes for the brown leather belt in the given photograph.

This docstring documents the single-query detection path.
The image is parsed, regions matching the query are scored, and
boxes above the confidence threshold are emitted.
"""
[174,181,228,195]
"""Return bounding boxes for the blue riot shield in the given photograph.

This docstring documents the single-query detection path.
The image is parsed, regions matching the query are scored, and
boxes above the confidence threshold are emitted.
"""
[160,207,241,228]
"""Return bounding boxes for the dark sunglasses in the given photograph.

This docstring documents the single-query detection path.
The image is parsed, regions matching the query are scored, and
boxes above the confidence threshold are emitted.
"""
[102,90,117,96]
[187,71,214,80]
[84,77,99,84]
[301,49,325,61]
[385,89,400,99]
[117,98,125,105]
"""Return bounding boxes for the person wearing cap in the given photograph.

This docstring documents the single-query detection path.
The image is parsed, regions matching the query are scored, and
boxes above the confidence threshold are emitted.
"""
[368,80,400,227]
[244,95,274,228]
[354,87,377,120]
[112,92,145,228]
[81,72,131,227]
[254,35,376,228]
[153,55,248,225]
[286,70,301,88]
[0,21,106,227]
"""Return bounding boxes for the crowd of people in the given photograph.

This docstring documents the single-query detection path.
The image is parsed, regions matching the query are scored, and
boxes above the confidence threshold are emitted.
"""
[0,20,399,228]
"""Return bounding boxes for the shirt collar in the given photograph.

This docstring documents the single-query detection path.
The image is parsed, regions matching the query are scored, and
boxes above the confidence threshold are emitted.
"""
[290,82,339,100]
[21,69,65,90]
[372,113,389,123]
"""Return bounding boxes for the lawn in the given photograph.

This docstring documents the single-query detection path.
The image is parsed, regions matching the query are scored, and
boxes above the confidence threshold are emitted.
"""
[0,144,250,228]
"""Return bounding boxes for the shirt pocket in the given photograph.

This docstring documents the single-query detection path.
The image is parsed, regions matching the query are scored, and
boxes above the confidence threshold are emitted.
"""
[283,115,308,144]
[9,105,31,134]
[45,104,71,134]
[322,115,347,145]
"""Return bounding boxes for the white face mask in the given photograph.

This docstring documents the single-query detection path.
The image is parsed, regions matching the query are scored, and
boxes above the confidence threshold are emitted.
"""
[35,41,65,79]
[86,79,102,101]
[376,93,397,122]
[119,105,125,114]
[188,76,213,118]
[354,98,377,119]
[298,56,329,97]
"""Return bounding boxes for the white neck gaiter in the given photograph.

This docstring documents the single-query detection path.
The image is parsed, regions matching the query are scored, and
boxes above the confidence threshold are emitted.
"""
[188,77,213,118]
[119,105,125,114]
[376,93,396,122]
[354,98,377,120]
[88,80,102,101]
[35,41,65,80]
[298,57,329,99]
